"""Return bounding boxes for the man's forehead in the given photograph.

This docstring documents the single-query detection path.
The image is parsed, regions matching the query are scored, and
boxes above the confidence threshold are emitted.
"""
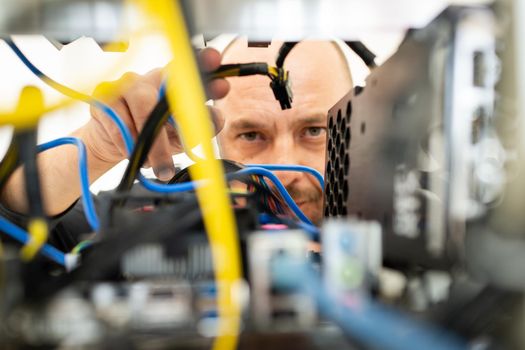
[222,39,284,65]
[215,39,352,125]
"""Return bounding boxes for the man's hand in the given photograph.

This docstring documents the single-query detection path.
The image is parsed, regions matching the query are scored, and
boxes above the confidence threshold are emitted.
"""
[0,48,230,216]
[83,48,230,181]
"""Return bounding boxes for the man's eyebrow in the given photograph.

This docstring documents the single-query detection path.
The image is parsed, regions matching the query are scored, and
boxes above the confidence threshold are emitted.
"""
[292,113,327,127]
[228,118,269,130]
[228,113,326,130]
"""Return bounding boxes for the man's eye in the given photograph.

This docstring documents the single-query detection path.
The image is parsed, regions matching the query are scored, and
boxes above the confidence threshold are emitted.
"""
[239,132,262,141]
[305,127,326,137]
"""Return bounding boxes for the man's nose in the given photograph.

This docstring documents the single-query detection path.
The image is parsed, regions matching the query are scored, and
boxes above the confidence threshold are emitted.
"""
[270,139,302,189]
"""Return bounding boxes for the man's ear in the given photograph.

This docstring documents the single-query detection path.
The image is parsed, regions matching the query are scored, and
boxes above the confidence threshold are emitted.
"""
[209,106,224,135]
[210,102,226,158]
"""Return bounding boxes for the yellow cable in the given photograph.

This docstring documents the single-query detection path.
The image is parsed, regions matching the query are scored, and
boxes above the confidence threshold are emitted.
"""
[211,68,241,79]
[20,218,48,261]
[212,65,279,80]
[7,85,45,130]
[0,0,147,128]
[268,66,280,78]
[138,1,242,349]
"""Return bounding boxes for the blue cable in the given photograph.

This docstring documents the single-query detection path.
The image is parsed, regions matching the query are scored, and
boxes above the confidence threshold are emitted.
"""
[95,101,135,155]
[6,39,48,79]
[141,167,314,225]
[158,81,167,98]
[229,167,313,226]
[139,177,197,193]
[0,216,66,266]
[247,164,325,189]
[37,137,100,232]
[7,39,197,195]
[272,258,467,350]
[85,103,190,192]
[6,39,135,155]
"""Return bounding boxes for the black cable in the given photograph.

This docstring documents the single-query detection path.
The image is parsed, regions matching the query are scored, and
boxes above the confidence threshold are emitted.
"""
[16,131,45,219]
[210,43,297,110]
[276,42,298,68]
[0,138,19,193]
[271,42,296,109]
[116,96,170,195]
[168,159,244,184]
[211,63,272,79]
[347,41,377,69]
[167,160,270,213]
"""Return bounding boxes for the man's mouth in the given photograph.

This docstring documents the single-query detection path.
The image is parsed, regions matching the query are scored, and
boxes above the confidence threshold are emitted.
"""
[296,200,308,207]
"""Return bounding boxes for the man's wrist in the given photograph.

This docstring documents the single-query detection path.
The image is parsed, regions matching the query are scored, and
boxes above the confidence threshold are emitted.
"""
[74,123,121,174]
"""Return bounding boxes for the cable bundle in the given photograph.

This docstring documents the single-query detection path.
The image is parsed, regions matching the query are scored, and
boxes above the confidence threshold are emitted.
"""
[0,4,307,350]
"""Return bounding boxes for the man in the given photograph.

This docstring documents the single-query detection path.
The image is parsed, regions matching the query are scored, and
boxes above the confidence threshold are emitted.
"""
[0,39,352,242]
[215,39,352,224]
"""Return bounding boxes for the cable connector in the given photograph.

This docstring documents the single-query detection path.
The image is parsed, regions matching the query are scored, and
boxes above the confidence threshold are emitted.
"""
[210,61,294,110]
[270,69,293,110]
[65,253,81,272]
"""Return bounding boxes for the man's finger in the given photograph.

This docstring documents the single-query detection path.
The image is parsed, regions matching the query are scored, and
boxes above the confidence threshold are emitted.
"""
[198,48,222,72]
[147,128,176,181]
[143,67,164,89]
[92,73,140,104]
[206,78,230,100]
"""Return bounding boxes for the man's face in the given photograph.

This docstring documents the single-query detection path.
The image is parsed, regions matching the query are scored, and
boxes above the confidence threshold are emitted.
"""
[216,41,351,224]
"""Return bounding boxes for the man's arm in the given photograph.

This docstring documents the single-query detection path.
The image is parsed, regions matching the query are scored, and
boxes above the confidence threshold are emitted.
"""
[0,48,229,217]
[0,127,113,216]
